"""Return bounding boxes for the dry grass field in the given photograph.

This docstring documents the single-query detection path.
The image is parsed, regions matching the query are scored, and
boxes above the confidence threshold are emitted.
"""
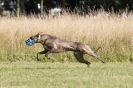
[0,12,133,62]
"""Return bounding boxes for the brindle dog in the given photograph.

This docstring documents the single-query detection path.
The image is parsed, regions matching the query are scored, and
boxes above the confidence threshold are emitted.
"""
[26,32,105,67]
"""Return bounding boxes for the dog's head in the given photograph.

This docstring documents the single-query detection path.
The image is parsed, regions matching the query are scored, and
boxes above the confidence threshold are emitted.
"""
[25,32,43,46]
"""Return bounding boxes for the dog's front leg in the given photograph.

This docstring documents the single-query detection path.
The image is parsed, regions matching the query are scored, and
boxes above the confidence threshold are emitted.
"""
[44,50,51,59]
[37,50,50,61]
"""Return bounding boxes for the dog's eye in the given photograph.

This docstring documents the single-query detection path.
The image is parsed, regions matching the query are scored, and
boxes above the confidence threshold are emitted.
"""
[30,37,33,39]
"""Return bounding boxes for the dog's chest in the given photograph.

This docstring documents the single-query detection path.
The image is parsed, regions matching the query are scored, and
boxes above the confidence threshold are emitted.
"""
[43,45,49,49]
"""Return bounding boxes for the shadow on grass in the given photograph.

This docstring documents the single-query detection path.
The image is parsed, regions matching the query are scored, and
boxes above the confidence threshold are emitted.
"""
[20,64,89,70]
[22,67,88,70]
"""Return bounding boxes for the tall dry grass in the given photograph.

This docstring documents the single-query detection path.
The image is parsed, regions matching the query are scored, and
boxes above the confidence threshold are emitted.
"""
[0,12,133,62]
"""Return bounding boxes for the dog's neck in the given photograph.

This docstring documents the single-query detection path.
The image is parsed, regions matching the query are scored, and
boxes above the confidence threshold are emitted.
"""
[38,34,57,45]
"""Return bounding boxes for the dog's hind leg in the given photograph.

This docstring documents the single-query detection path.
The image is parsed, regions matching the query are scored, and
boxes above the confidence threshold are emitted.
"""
[73,52,91,67]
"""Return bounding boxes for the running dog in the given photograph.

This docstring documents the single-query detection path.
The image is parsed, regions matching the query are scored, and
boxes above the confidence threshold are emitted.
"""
[25,32,105,67]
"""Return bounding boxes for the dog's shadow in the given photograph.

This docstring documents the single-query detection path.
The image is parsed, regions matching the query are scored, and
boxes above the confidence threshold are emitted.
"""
[22,66,88,70]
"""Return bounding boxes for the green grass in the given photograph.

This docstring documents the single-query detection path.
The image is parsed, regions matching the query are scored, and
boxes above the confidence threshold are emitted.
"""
[0,62,133,88]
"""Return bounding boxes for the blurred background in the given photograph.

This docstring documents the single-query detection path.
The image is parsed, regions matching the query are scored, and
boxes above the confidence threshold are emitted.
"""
[0,0,133,16]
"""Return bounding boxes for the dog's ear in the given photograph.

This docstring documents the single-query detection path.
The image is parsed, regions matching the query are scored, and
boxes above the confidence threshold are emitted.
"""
[37,32,43,39]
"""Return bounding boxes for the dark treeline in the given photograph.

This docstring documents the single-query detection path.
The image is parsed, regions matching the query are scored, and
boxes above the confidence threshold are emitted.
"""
[62,0,133,13]
[0,0,133,15]
[41,0,133,12]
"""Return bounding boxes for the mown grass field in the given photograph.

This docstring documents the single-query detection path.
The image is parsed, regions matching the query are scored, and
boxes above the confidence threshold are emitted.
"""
[0,62,133,88]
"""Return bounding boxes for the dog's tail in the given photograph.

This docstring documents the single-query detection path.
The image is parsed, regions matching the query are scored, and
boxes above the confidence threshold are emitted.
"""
[94,47,106,63]
[94,47,101,53]
[84,45,105,63]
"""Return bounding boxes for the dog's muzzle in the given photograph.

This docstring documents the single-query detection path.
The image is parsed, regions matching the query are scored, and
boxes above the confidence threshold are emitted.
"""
[25,39,36,46]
